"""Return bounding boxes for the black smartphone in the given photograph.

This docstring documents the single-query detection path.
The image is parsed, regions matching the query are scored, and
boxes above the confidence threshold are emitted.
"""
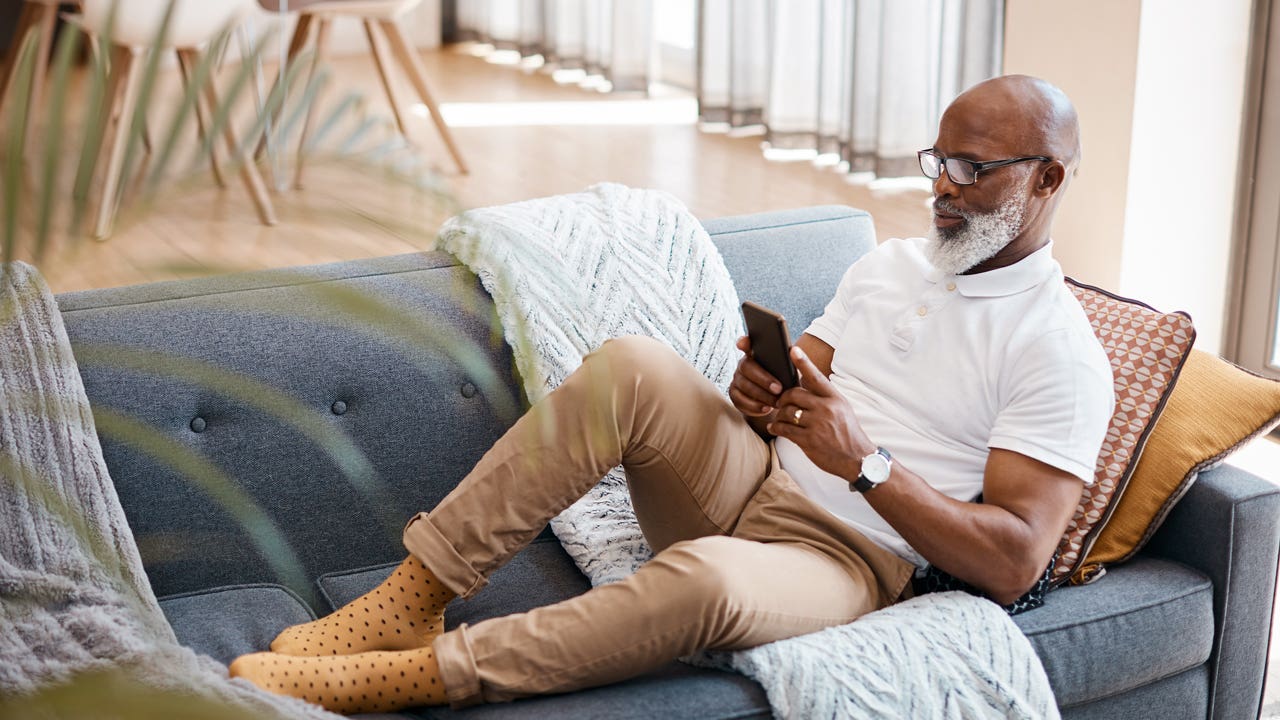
[741,301,799,390]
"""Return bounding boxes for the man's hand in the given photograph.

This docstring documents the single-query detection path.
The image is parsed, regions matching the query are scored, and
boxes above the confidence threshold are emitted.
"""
[729,335,783,418]
[767,346,876,479]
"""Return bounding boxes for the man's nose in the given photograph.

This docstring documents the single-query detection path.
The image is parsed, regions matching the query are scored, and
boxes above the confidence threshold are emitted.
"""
[932,169,960,201]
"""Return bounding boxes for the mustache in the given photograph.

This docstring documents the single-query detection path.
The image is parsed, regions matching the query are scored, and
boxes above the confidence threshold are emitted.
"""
[932,199,969,218]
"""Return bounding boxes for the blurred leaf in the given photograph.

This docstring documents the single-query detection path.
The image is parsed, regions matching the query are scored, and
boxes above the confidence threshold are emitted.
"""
[0,668,255,720]
[2,29,38,266]
[69,5,119,233]
[34,16,84,261]
[91,407,310,599]
[71,343,406,541]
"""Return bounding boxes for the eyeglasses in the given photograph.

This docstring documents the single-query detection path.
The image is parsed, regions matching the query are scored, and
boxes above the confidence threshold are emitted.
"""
[917,149,1051,186]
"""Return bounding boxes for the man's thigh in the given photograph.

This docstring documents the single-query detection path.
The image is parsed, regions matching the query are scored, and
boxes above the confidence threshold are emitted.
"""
[607,337,771,552]
[659,535,878,650]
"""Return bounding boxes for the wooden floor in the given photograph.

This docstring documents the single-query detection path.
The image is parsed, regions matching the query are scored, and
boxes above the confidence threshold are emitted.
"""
[3,44,931,294]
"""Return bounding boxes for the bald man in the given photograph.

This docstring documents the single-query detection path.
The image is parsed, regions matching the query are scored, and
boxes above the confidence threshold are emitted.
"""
[230,75,1114,714]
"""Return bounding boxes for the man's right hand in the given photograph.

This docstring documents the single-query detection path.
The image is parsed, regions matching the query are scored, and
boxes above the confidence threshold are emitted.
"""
[729,335,784,418]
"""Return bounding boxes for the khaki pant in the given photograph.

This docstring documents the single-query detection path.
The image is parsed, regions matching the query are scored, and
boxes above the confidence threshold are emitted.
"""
[403,335,915,707]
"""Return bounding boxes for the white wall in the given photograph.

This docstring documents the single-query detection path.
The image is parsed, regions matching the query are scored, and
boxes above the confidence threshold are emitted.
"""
[1004,0,1252,354]
[1120,0,1252,353]
[1003,0,1141,293]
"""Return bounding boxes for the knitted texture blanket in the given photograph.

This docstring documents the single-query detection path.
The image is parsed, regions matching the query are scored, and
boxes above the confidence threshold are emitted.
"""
[0,262,336,719]
[437,184,1059,719]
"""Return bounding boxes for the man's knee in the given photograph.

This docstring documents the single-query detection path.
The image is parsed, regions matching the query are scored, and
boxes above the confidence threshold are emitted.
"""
[585,336,692,396]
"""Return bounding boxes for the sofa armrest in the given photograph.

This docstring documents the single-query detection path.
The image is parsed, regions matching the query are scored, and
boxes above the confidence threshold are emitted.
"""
[1143,463,1280,720]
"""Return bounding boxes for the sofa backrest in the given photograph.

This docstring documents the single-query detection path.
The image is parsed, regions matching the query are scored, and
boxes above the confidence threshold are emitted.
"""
[56,206,876,604]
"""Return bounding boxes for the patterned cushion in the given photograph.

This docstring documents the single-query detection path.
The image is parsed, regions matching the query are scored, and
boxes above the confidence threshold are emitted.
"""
[1075,349,1280,580]
[1051,279,1196,586]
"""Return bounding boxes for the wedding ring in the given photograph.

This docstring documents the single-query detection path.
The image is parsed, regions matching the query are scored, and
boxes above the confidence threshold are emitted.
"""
[793,408,804,424]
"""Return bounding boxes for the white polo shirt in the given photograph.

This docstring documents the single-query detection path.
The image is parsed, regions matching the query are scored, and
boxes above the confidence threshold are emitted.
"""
[776,237,1114,567]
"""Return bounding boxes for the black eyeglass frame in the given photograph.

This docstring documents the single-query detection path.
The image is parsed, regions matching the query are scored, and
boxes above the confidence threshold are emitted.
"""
[917,149,1052,186]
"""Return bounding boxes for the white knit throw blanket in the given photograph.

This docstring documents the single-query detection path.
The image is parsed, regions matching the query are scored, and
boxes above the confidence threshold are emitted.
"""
[0,262,337,719]
[437,184,1059,719]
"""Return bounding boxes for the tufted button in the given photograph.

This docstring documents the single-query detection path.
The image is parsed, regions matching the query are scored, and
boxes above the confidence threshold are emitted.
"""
[331,400,348,416]
[460,382,477,399]
[189,416,206,433]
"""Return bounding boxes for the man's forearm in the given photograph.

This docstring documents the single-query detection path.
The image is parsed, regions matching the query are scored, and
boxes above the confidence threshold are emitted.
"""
[856,464,1052,605]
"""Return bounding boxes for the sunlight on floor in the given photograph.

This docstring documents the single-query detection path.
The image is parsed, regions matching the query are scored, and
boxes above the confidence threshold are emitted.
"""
[424,98,699,127]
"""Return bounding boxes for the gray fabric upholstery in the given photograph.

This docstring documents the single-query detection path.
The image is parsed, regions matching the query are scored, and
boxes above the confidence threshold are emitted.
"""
[317,538,591,627]
[707,206,875,336]
[1013,557,1212,707]
[418,663,770,720]
[52,206,1280,718]
[60,266,523,604]
[1060,666,1209,720]
[159,584,315,666]
[1144,464,1280,720]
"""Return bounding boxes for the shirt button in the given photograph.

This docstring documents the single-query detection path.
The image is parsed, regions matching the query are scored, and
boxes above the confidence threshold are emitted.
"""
[946,282,957,292]
[917,306,928,317]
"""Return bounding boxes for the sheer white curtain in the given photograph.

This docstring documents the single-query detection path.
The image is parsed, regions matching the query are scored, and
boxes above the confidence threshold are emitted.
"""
[699,0,1003,177]
[456,0,654,92]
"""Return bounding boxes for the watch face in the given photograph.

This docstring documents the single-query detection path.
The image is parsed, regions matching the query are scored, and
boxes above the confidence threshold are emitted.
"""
[862,453,892,484]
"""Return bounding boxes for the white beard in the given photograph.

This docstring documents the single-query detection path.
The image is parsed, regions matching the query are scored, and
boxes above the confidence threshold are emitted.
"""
[924,195,1028,275]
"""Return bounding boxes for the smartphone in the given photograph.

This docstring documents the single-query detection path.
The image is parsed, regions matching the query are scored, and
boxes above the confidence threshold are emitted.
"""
[741,301,799,390]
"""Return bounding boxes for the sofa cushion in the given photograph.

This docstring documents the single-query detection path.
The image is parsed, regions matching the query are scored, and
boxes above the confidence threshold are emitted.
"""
[1053,280,1195,585]
[1013,556,1212,708]
[418,662,770,720]
[1060,666,1209,720]
[159,584,315,666]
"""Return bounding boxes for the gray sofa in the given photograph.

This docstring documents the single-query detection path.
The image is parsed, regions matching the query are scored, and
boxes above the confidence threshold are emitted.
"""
[55,206,1279,719]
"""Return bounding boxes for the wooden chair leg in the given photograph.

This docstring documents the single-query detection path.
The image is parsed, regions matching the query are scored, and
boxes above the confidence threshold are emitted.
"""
[292,16,331,190]
[378,19,467,175]
[0,2,39,114]
[24,3,58,132]
[175,49,226,188]
[93,44,142,240]
[177,48,277,227]
[255,12,313,163]
[363,19,410,139]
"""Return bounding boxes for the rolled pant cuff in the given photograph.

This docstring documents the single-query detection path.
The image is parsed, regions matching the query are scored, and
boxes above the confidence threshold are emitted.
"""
[434,624,484,708]
[402,511,488,599]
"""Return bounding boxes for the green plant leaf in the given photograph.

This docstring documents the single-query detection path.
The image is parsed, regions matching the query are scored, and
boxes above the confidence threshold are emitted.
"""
[2,30,39,266]
[33,19,85,262]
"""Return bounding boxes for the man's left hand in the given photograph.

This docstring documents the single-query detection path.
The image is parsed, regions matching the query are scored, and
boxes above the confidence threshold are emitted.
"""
[768,347,876,480]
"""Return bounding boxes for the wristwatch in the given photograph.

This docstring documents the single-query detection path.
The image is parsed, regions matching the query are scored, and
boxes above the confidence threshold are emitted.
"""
[850,447,892,493]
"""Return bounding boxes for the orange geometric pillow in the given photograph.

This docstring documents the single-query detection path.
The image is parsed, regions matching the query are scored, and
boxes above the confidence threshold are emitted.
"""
[1050,279,1196,586]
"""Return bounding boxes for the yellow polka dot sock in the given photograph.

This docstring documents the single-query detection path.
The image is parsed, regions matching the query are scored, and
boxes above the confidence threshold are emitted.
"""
[229,646,448,714]
[271,556,454,656]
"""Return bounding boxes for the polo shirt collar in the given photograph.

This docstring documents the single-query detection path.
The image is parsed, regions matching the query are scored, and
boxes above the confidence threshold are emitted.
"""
[925,240,1057,298]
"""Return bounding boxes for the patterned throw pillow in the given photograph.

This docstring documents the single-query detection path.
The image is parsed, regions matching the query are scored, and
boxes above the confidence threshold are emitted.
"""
[1050,279,1196,586]
[1074,350,1280,582]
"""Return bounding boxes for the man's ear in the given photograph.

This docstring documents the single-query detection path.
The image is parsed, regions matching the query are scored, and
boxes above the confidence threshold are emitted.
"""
[1035,161,1068,197]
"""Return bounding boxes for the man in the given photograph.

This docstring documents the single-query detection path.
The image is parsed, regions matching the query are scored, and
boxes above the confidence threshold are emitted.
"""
[230,74,1113,714]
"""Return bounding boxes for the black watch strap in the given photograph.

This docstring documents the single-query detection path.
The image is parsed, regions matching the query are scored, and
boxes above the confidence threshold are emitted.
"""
[850,447,891,493]
[851,474,876,493]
